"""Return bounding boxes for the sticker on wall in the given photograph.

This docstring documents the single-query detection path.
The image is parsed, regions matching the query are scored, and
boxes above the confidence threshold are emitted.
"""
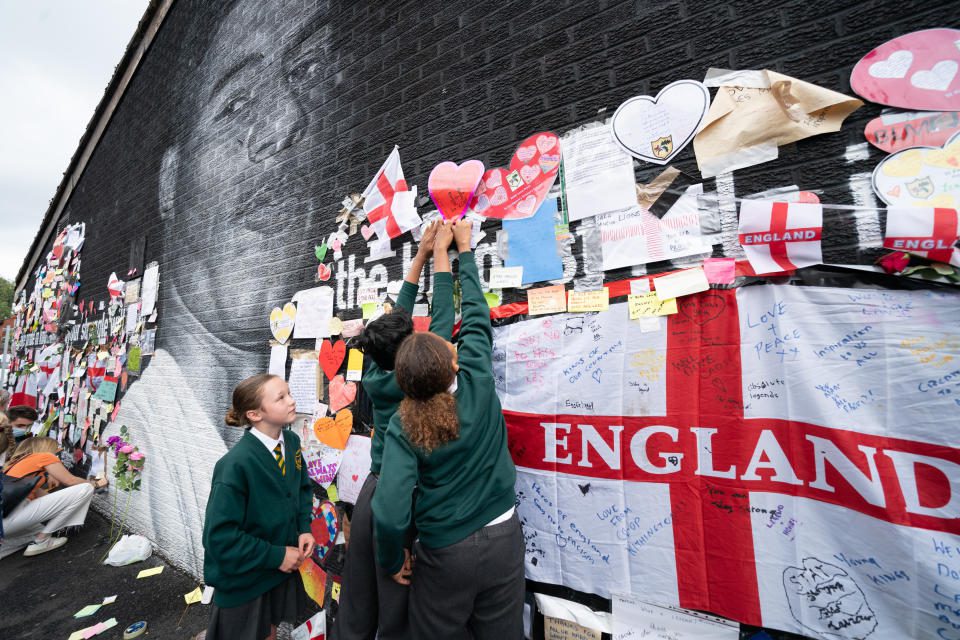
[610,80,710,165]
[864,111,960,154]
[468,132,561,220]
[269,302,297,344]
[428,160,485,220]
[851,28,960,111]
[883,207,960,266]
[872,131,960,208]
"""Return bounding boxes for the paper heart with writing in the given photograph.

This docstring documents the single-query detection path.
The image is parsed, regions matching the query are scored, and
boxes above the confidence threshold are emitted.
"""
[269,303,297,344]
[310,500,339,562]
[318,339,346,380]
[851,28,960,111]
[429,160,485,220]
[313,409,353,450]
[872,131,960,207]
[864,111,960,154]
[468,132,561,220]
[328,374,357,412]
[611,80,710,165]
[316,263,332,282]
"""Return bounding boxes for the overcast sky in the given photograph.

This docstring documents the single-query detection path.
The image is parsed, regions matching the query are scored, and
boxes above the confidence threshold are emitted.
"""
[0,0,149,283]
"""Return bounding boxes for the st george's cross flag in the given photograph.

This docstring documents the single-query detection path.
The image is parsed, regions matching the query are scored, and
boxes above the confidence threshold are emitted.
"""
[883,207,960,267]
[362,146,421,241]
[738,201,823,274]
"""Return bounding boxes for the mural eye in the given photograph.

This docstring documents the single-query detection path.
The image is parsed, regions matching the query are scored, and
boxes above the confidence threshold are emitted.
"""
[216,94,250,120]
[287,60,319,86]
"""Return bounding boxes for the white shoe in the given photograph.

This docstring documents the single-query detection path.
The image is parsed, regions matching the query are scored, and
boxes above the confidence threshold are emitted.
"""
[23,536,68,556]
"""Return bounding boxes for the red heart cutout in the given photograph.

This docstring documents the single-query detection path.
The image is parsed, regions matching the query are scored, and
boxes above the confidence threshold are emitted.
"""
[319,339,346,380]
[428,160,485,220]
[317,263,332,281]
[328,374,357,412]
[468,131,561,220]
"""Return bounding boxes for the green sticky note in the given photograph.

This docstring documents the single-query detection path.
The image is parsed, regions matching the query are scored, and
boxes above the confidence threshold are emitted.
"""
[327,483,339,502]
[361,303,377,319]
[315,244,328,262]
[127,346,142,374]
[484,292,500,308]
[73,604,102,618]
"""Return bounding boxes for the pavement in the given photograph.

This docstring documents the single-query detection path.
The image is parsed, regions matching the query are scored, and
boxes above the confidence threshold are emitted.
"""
[0,510,210,640]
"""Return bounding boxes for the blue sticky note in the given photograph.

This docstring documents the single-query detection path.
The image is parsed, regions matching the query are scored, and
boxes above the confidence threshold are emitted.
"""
[503,198,563,285]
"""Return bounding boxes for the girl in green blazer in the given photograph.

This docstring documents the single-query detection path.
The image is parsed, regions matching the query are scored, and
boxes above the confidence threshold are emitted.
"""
[203,374,316,640]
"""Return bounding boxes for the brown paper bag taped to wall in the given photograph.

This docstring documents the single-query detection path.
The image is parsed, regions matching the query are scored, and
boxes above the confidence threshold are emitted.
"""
[693,68,862,178]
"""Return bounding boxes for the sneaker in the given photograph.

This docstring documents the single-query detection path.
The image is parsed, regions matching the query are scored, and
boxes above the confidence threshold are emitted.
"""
[23,536,68,556]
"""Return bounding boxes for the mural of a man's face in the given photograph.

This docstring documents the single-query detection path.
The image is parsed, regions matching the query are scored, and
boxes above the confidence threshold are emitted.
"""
[164,0,331,342]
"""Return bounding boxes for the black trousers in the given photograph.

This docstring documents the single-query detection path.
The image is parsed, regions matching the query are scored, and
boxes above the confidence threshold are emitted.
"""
[336,474,411,640]
[410,512,525,640]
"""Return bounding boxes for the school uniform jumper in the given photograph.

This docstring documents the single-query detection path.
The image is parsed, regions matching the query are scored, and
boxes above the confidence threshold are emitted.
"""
[336,274,454,640]
[203,429,313,640]
[373,252,524,640]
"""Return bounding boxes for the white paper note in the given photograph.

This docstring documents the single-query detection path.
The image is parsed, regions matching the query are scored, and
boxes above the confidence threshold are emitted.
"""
[653,267,709,300]
[269,344,288,378]
[562,123,638,222]
[140,262,160,316]
[337,435,372,504]
[292,287,334,339]
[287,355,319,414]
[488,266,524,289]
[612,594,738,640]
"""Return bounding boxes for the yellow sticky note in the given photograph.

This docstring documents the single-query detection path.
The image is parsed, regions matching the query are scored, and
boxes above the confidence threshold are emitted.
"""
[346,349,363,382]
[566,289,609,313]
[628,292,678,319]
[484,292,501,308]
[361,302,377,319]
[136,566,164,579]
[327,483,339,502]
[527,285,567,316]
[184,586,203,604]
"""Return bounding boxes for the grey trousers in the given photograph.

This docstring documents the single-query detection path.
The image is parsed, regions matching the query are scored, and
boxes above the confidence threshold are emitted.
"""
[336,473,411,640]
[410,512,525,640]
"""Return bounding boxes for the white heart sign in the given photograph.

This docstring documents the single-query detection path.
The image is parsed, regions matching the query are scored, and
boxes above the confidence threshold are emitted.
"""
[610,80,710,165]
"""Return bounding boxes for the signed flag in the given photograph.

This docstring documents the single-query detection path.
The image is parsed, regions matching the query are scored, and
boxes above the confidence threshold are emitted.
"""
[738,201,823,274]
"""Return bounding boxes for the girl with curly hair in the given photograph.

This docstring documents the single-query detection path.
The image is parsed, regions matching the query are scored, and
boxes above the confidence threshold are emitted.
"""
[373,218,523,640]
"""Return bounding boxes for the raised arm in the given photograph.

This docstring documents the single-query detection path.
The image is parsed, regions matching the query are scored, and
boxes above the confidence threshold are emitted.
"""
[372,416,419,576]
[453,219,492,375]
[397,220,440,313]
[429,221,455,342]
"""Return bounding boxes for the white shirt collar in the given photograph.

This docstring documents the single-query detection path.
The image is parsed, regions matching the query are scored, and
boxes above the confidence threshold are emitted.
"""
[249,427,284,457]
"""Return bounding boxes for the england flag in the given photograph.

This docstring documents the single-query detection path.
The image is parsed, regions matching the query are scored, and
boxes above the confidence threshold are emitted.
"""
[738,200,823,274]
[361,146,421,241]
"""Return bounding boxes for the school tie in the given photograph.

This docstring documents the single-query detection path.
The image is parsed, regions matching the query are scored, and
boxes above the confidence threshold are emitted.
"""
[273,443,285,476]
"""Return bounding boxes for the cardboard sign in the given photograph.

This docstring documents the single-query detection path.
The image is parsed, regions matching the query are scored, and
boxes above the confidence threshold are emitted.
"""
[851,28,960,111]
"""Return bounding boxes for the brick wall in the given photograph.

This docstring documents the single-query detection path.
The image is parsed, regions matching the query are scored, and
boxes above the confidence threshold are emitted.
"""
[22,0,958,632]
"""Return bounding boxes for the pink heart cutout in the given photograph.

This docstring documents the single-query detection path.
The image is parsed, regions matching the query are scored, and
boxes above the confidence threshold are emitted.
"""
[317,263,332,281]
[328,374,357,412]
[467,132,561,220]
[360,224,375,241]
[851,28,960,111]
[428,160,486,220]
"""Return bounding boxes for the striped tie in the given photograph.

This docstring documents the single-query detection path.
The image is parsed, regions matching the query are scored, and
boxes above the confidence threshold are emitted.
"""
[273,443,285,476]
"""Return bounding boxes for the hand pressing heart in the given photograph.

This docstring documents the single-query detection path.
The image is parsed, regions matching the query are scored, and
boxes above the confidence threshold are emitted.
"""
[428,160,485,220]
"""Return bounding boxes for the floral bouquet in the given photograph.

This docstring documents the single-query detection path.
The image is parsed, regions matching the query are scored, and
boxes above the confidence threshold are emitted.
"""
[104,425,146,553]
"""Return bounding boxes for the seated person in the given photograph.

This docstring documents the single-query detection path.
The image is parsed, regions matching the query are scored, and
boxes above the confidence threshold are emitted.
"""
[1,437,107,558]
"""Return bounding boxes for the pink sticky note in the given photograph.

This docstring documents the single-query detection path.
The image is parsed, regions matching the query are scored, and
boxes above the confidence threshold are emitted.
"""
[703,258,736,285]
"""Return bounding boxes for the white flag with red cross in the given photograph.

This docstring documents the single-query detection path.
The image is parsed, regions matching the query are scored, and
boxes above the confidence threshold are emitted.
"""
[493,284,960,638]
[738,200,823,274]
[361,146,421,241]
[883,207,960,267]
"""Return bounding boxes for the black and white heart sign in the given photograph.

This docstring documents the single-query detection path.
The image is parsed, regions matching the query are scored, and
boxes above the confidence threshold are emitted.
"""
[610,80,710,165]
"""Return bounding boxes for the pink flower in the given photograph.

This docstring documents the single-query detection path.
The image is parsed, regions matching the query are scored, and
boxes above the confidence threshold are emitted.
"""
[129,451,145,461]
[119,445,134,454]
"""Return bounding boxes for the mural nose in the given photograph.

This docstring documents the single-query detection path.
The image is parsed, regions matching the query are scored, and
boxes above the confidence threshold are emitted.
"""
[246,90,306,163]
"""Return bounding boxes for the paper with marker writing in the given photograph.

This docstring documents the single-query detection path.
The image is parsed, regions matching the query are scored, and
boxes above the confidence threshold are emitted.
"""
[287,351,319,417]
[527,285,567,315]
[536,593,612,633]
[561,123,638,222]
[544,617,601,640]
[653,267,709,300]
[503,197,564,284]
[341,318,364,338]
[337,435,371,504]
[628,292,678,318]
[346,349,363,382]
[136,566,164,578]
[184,586,203,604]
[74,604,102,618]
[566,289,609,313]
[292,287,334,339]
[703,257,736,284]
[269,344,287,378]
[612,594,738,640]
[488,266,523,289]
